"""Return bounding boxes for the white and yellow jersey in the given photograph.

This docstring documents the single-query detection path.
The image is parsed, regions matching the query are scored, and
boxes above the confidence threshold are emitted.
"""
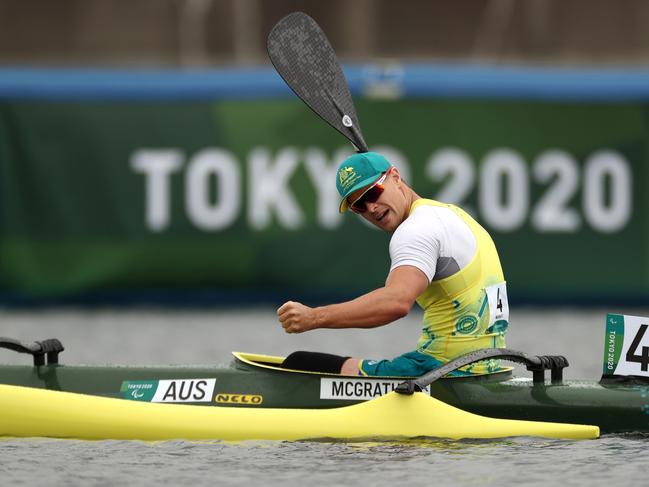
[389,199,508,375]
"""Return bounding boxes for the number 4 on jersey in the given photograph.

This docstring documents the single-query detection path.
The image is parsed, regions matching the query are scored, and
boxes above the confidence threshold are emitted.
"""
[486,282,509,326]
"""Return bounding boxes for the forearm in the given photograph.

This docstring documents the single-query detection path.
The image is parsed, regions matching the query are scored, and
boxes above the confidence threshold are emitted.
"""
[277,266,427,334]
[312,286,412,330]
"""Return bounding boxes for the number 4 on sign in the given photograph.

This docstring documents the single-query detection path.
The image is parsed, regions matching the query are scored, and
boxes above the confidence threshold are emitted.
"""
[626,324,649,372]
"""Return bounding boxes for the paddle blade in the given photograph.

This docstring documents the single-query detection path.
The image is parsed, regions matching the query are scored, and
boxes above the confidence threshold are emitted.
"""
[267,12,368,152]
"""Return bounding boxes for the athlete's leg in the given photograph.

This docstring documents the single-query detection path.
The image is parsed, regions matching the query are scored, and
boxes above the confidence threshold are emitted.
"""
[358,351,446,377]
[340,357,362,376]
[282,351,349,373]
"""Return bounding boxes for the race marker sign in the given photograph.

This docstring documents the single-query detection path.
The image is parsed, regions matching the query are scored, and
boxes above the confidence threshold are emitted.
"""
[603,313,649,378]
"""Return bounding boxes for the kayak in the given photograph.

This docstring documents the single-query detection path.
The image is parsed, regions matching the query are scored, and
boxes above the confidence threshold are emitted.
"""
[2,335,648,441]
[0,384,597,441]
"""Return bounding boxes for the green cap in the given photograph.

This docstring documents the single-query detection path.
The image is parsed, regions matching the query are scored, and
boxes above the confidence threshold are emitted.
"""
[336,152,391,213]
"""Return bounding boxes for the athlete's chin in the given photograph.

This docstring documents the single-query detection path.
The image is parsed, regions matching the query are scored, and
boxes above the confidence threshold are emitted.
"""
[373,213,399,232]
[382,221,399,232]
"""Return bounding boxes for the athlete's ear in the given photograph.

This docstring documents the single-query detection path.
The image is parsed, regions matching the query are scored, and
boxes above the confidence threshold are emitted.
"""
[390,166,401,182]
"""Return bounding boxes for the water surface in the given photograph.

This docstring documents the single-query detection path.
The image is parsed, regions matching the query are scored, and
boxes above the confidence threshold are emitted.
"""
[0,307,646,486]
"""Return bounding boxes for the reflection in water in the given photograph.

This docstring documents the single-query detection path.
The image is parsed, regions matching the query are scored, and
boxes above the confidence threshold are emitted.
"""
[0,434,646,486]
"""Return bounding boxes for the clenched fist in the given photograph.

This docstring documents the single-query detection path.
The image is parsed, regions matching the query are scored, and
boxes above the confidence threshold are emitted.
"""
[277,301,317,333]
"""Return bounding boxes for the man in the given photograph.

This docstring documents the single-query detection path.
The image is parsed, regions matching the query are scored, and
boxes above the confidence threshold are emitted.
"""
[277,152,508,377]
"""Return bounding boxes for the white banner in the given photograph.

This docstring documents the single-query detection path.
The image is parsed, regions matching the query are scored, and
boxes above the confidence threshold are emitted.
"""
[320,378,430,400]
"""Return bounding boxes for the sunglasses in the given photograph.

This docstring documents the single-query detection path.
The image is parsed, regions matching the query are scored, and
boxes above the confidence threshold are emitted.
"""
[349,168,391,213]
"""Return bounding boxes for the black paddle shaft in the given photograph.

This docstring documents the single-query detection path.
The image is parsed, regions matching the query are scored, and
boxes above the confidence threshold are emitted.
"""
[267,12,369,152]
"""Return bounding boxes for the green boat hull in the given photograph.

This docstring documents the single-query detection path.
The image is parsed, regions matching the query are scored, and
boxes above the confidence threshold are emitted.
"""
[0,351,647,434]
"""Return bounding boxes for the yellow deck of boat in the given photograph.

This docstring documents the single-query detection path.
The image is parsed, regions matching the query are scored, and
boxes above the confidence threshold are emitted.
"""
[0,384,598,441]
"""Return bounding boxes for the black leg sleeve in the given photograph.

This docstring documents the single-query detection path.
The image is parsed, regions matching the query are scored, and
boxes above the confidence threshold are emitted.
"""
[281,351,350,373]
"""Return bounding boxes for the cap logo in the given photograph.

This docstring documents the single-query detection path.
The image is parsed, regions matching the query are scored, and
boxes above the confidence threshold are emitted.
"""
[342,115,353,127]
[338,166,361,192]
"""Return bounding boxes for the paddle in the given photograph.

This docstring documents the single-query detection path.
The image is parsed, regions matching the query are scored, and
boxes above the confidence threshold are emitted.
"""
[395,348,570,394]
[267,12,369,152]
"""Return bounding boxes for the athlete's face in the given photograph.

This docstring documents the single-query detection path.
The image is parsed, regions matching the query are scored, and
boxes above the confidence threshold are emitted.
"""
[346,168,409,232]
